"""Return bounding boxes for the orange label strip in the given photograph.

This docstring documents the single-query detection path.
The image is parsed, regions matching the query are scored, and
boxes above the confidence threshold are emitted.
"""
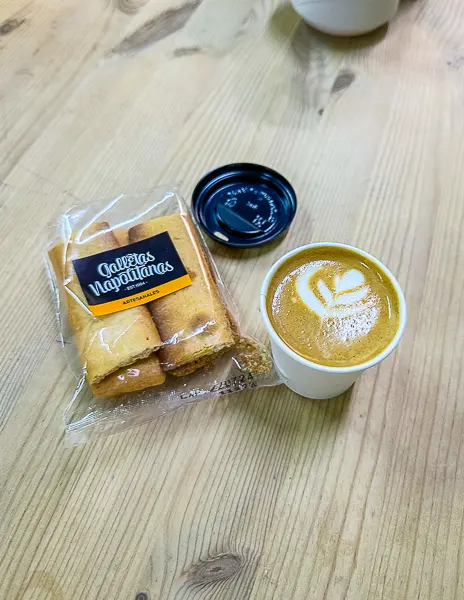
[88,274,192,317]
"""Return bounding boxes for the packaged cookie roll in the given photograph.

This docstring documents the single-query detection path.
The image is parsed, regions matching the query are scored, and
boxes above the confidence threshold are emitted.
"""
[46,189,279,444]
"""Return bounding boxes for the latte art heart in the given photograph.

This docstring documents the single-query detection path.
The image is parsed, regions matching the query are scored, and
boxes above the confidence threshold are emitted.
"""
[296,267,369,319]
[267,246,401,368]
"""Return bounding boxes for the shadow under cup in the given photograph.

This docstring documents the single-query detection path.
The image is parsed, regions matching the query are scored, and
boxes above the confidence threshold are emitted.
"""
[260,243,407,400]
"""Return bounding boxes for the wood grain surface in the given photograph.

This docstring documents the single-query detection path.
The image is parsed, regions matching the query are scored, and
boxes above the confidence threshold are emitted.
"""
[2,0,464,598]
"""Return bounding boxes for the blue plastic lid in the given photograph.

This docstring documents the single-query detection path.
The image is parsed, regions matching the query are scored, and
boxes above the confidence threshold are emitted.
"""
[192,163,297,248]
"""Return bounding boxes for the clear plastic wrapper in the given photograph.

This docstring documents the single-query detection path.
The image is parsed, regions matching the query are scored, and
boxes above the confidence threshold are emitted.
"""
[46,189,279,444]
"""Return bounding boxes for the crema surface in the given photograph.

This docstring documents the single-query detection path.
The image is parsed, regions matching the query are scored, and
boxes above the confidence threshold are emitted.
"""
[267,246,401,368]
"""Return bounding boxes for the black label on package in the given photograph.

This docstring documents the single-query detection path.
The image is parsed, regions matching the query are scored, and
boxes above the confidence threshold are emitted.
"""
[72,231,192,316]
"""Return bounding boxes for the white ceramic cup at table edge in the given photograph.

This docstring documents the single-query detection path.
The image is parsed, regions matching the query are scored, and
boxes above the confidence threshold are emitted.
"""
[291,0,400,36]
[260,243,407,400]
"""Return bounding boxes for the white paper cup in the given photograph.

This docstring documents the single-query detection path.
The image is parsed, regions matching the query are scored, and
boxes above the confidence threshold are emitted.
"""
[291,0,400,36]
[260,243,407,400]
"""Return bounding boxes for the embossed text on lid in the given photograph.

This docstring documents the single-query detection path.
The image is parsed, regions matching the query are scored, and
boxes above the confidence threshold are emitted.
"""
[192,163,297,248]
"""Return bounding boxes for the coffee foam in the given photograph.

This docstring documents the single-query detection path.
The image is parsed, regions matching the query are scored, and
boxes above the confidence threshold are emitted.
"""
[267,247,400,368]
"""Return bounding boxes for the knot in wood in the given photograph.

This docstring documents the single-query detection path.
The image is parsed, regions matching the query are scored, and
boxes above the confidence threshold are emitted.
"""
[0,18,25,36]
[331,70,356,94]
[189,554,242,584]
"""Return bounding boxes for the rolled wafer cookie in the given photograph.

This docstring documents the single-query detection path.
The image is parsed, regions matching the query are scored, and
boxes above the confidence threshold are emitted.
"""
[169,306,239,376]
[48,222,163,386]
[128,214,236,373]
[90,354,166,397]
[87,226,166,396]
[113,227,129,247]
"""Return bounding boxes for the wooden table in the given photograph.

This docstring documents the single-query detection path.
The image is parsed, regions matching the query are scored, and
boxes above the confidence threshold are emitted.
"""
[2,0,464,598]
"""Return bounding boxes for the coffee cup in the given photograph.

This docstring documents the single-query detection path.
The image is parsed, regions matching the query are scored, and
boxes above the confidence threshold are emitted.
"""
[291,0,400,36]
[260,243,407,399]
